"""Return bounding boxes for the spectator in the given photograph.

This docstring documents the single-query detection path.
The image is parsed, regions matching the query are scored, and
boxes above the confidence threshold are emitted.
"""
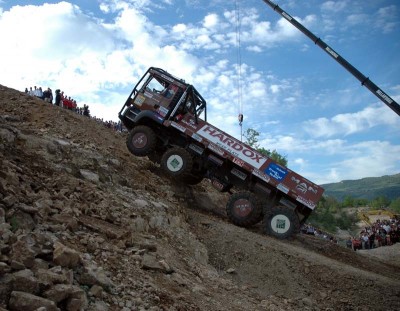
[361,232,369,249]
[54,89,61,106]
[346,237,352,249]
[43,87,53,104]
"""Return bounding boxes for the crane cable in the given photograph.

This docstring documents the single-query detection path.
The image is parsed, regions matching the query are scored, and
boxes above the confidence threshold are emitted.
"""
[234,0,244,141]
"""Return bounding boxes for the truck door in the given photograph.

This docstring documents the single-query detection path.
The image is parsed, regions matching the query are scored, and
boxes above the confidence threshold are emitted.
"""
[130,74,183,119]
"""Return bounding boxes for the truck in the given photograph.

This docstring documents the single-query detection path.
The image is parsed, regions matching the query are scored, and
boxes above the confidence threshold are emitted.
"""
[119,0,400,240]
[118,67,324,239]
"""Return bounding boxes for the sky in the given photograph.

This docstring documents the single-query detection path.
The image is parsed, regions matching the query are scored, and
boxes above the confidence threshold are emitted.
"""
[0,0,399,186]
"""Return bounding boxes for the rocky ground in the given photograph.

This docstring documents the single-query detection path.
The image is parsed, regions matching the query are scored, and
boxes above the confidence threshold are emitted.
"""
[0,85,399,311]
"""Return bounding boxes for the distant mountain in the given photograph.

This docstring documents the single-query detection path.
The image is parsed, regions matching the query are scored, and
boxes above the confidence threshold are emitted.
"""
[321,173,400,202]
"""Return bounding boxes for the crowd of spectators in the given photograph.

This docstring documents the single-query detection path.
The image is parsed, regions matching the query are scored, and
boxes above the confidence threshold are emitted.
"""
[24,85,123,132]
[347,217,400,251]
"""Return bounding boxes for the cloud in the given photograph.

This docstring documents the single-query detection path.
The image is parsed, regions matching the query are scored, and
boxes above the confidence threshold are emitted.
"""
[321,1,348,13]
[203,13,219,29]
[346,14,369,26]
[303,105,400,138]
[375,5,398,33]
[325,140,400,183]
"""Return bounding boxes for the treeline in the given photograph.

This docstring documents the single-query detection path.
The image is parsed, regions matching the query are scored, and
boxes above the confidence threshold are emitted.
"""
[339,195,400,212]
[307,195,400,233]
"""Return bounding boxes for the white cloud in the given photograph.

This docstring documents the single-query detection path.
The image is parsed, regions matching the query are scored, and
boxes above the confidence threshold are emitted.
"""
[321,1,348,13]
[203,13,219,29]
[375,5,398,33]
[346,14,368,26]
[303,105,400,138]
[326,140,400,183]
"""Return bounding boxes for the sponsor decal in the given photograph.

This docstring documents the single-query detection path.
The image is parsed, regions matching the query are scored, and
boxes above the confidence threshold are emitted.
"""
[231,168,247,180]
[191,133,202,142]
[233,157,245,167]
[265,163,288,181]
[189,144,204,155]
[171,122,186,133]
[157,106,169,117]
[211,179,225,191]
[376,89,393,104]
[275,219,286,229]
[291,176,318,194]
[208,143,225,156]
[282,12,292,21]
[197,125,267,169]
[296,196,316,210]
[296,182,308,194]
[252,169,270,183]
[208,154,224,166]
[181,118,198,130]
[325,46,338,59]
[134,94,145,106]
[277,183,289,194]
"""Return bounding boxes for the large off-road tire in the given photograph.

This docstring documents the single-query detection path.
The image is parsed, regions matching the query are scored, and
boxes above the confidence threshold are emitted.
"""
[263,206,300,239]
[226,191,263,228]
[126,126,157,157]
[160,147,193,178]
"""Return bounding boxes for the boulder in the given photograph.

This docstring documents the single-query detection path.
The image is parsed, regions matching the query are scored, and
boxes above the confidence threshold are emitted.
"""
[8,291,59,311]
[53,242,81,268]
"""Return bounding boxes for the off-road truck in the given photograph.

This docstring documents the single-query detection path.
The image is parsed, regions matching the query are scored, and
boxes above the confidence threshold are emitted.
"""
[118,67,324,239]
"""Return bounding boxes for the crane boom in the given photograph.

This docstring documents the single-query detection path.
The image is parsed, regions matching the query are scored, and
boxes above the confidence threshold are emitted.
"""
[262,0,400,117]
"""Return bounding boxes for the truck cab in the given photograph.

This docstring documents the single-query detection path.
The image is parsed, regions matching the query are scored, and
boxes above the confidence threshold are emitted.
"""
[119,67,207,131]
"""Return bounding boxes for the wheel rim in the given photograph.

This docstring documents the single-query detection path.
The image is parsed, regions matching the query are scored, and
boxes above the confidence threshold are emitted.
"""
[166,154,184,172]
[270,214,291,234]
[233,198,253,217]
[132,133,147,149]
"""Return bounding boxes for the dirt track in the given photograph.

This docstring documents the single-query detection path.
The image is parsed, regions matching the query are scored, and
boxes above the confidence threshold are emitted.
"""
[1,85,400,311]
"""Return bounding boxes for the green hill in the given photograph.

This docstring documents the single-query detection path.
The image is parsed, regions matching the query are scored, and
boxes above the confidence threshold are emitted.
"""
[321,173,400,202]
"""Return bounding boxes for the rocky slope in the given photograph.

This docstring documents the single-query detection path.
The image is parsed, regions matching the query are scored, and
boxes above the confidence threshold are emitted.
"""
[0,85,399,311]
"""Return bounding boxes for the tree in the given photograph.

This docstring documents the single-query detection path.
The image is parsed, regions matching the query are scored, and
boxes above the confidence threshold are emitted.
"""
[243,128,260,149]
[342,195,355,208]
[389,197,400,213]
[370,196,390,209]
[243,128,288,166]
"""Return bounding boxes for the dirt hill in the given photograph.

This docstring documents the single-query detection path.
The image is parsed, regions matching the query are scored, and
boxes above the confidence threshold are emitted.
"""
[0,84,399,311]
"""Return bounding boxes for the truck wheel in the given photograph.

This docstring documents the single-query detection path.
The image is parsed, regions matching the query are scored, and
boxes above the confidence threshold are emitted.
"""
[263,206,300,239]
[161,147,193,178]
[126,126,157,157]
[226,191,263,228]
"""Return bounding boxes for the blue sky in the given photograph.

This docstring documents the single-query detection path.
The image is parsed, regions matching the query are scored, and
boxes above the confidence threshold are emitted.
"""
[0,0,399,185]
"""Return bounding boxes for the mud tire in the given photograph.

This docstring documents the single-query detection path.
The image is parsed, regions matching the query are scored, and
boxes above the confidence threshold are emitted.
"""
[126,126,157,157]
[160,147,193,178]
[263,206,300,239]
[226,191,263,227]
